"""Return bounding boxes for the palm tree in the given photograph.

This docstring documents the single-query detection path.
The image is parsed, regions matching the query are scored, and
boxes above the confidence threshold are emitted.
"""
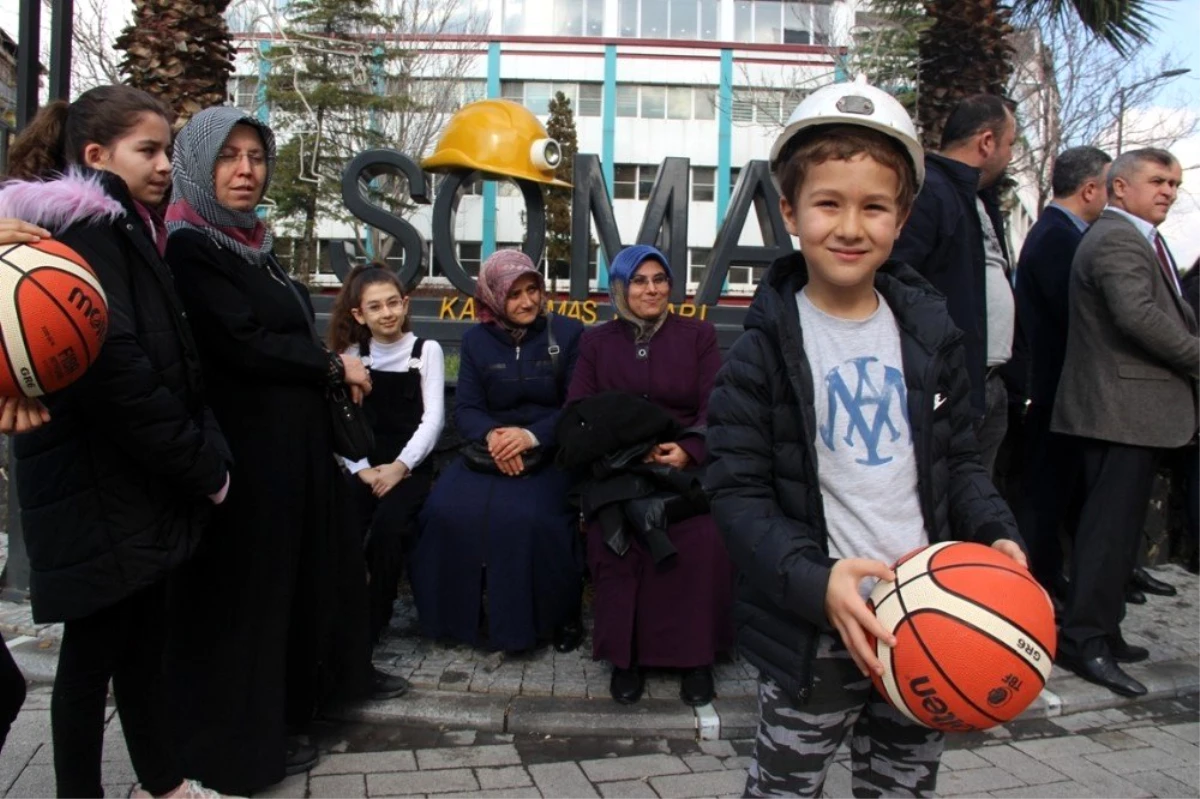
[116,0,235,126]
[915,0,1160,148]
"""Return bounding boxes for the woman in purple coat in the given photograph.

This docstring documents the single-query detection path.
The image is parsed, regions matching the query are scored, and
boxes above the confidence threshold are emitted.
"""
[565,245,733,706]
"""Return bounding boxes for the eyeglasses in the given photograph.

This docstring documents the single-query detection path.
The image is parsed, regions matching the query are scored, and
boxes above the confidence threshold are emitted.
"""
[361,297,407,314]
[629,273,670,288]
[216,151,267,167]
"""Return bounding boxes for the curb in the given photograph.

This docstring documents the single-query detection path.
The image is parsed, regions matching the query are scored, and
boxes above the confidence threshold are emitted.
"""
[8,633,1197,741]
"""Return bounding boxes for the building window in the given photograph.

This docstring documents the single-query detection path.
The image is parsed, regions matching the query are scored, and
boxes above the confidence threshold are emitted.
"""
[525,82,554,114]
[459,242,482,277]
[616,85,639,117]
[694,88,716,120]
[729,265,766,285]
[640,85,666,119]
[692,167,715,202]
[729,167,742,196]
[735,0,832,45]
[688,247,711,285]
[234,77,258,113]
[503,0,526,34]
[638,164,658,200]
[505,0,603,35]
[461,81,487,105]
[731,90,754,122]
[501,80,523,103]
[620,0,718,40]
[614,165,638,199]
[667,86,692,119]
[579,83,603,116]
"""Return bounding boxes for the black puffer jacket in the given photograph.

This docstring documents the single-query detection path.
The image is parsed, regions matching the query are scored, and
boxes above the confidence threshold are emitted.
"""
[1,170,230,623]
[706,252,1019,702]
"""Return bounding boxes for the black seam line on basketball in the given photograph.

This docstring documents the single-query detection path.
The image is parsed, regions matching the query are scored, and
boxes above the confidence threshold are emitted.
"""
[923,563,1054,658]
[0,244,29,266]
[891,564,1051,656]
[891,571,933,725]
[22,272,95,365]
[897,607,1013,728]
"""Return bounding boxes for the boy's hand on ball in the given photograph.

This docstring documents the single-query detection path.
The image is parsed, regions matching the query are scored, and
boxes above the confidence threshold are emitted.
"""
[0,396,51,434]
[826,558,897,677]
[991,539,1028,568]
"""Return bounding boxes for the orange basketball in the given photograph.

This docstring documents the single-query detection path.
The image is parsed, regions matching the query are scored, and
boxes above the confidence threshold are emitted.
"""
[0,239,108,397]
[866,541,1056,732]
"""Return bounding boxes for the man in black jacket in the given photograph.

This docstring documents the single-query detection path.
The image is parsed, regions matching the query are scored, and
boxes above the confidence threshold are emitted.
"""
[1013,146,1111,599]
[892,95,1018,478]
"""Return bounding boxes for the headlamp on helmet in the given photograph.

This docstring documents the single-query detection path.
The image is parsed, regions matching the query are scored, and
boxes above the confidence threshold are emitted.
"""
[530,139,563,172]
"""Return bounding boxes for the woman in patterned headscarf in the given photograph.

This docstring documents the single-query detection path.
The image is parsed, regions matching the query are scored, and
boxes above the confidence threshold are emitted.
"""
[412,250,587,654]
[161,107,406,795]
[565,244,733,707]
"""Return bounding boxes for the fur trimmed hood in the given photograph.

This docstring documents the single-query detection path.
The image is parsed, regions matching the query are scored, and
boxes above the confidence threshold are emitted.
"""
[0,168,125,233]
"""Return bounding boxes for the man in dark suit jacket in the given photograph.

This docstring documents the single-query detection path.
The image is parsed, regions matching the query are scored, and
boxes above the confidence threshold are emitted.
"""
[1013,146,1111,599]
[1053,148,1199,697]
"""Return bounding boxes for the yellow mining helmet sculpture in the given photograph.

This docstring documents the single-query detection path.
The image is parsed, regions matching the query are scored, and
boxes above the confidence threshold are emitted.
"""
[422,99,572,187]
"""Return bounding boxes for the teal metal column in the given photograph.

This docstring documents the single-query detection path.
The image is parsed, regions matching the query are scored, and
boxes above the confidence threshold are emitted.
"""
[256,41,271,124]
[717,48,733,226]
[482,41,501,258]
[598,44,617,291]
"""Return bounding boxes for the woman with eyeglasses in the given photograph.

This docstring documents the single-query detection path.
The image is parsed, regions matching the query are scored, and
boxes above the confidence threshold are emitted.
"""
[159,107,406,795]
[564,245,733,707]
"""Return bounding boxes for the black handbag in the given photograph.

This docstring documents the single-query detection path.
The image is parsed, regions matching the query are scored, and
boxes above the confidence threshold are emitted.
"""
[274,257,375,461]
[461,314,561,476]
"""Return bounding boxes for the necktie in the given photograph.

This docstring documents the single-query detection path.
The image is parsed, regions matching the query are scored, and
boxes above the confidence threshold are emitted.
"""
[1154,234,1181,297]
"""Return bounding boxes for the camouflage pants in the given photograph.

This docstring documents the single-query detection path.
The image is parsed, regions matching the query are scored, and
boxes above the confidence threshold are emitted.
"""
[745,635,944,798]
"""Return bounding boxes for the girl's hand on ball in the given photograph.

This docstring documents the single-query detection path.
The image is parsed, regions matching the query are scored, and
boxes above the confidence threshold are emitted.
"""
[991,539,1028,568]
[0,219,51,244]
[825,558,897,677]
[0,396,51,434]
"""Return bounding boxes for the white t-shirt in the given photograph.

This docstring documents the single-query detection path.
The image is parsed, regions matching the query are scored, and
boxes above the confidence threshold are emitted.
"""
[341,332,446,473]
[796,288,928,595]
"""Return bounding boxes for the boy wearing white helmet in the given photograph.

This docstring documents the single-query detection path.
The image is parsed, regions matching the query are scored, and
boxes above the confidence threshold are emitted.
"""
[706,77,1024,797]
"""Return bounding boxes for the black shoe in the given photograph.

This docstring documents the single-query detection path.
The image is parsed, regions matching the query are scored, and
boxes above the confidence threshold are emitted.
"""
[1125,586,1147,605]
[1059,654,1147,697]
[1109,638,1150,664]
[284,739,319,776]
[610,666,644,704]
[680,666,715,707]
[553,620,584,653]
[1130,567,1177,597]
[371,667,411,700]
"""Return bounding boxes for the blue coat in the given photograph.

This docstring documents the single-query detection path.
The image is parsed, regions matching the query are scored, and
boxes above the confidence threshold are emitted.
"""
[413,312,586,652]
[1013,205,1086,408]
[455,314,584,445]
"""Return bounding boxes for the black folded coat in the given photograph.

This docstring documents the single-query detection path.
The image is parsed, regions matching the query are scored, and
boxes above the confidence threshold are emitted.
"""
[557,392,709,562]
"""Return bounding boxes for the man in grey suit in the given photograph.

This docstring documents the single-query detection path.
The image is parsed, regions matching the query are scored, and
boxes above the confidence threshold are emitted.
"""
[1052,148,1198,697]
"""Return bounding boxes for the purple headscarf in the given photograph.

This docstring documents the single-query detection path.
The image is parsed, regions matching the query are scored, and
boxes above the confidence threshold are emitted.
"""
[475,249,546,337]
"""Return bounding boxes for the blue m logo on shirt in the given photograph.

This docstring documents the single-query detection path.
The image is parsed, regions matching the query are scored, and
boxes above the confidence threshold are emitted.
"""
[820,356,911,466]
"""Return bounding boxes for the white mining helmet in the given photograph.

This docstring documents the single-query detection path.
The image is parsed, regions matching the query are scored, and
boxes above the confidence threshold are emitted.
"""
[770,75,925,191]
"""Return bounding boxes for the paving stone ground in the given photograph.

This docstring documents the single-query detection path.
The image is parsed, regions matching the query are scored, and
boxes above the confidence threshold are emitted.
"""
[2,537,1198,707]
[0,688,1195,797]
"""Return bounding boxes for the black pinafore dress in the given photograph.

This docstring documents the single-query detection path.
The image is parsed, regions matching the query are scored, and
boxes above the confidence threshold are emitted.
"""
[354,337,433,642]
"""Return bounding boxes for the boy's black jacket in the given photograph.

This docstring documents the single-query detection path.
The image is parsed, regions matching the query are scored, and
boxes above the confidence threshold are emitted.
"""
[705,251,1019,702]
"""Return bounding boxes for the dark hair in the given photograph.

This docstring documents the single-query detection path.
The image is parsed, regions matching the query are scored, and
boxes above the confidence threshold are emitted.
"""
[327,262,410,353]
[7,85,172,180]
[1051,146,1112,197]
[774,124,918,215]
[940,95,1013,151]
[1106,148,1179,195]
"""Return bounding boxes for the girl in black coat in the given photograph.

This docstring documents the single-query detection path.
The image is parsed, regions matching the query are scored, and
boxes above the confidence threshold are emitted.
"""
[0,86,229,798]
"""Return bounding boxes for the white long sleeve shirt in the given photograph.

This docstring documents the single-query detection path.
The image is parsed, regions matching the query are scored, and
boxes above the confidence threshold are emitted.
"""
[341,332,445,474]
